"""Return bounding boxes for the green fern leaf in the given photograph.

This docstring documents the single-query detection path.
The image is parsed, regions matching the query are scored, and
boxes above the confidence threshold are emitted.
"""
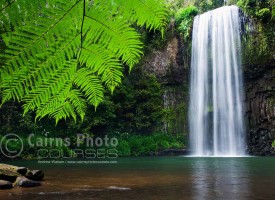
[0,0,168,122]
[73,68,104,108]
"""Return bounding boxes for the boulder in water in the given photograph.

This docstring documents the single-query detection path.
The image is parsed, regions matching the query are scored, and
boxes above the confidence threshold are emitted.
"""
[0,164,20,182]
[16,167,28,175]
[14,176,41,188]
[26,170,44,181]
[0,180,13,189]
[0,164,44,189]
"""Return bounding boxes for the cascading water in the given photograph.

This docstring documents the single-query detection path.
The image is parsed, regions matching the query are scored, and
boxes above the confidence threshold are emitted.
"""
[189,5,246,156]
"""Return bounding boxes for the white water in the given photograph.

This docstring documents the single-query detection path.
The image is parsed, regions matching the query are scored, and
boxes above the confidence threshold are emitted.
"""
[189,6,246,156]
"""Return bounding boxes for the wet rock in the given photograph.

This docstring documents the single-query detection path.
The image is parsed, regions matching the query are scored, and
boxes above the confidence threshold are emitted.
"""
[14,176,41,188]
[0,180,13,189]
[0,164,44,189]
[143,36,186,84]
[26,170,44,181]
[245,67,275,156]
[0,164,27,179]
[0,165,20,182]
[16,167,28,175]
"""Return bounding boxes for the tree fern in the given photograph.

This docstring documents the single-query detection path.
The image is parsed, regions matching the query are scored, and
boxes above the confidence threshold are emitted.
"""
[0,0,168,122]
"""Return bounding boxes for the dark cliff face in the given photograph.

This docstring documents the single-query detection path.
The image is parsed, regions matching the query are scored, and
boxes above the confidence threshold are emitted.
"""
[141,32,189,135]
[245,67,275,155]
[143,35,187,85]
[242,19,275,155]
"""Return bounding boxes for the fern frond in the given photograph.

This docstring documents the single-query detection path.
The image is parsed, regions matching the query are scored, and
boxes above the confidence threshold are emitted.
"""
[35,86,75,123]
[35,87,87,123]
[117,0,168,32]
[1,33,81,105]
[0,0,43,32]
[92,0,168,34]
[23,60,78,114]
[0,0,168,122]
[1,0,82,73]
[84,10,143,69]
[73,68,104,108]
[80,44,123,92]
[67,89,87,120]
[50,101,77,124]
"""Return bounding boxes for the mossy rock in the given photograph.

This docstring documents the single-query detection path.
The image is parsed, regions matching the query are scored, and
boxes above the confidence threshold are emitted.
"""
[0,164,28,182]
[0,169,19,182]
[0,164,44,189]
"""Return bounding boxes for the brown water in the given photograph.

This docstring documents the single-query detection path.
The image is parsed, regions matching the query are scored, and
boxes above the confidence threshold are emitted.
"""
[1,157,275,200]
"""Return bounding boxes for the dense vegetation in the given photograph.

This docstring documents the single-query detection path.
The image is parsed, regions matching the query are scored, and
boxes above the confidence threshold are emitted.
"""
[237,0,274,21]
[0,0,179,158]
[175,6,199,40]
[1,0,274,158]
[0,0,167,122]
[0,67,187,158]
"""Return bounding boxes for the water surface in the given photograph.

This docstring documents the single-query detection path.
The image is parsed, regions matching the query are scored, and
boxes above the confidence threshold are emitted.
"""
[1,157,275,200]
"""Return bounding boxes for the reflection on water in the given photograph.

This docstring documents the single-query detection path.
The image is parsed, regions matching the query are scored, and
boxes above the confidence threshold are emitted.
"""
[191,158,249,200]
[1,157,275,200]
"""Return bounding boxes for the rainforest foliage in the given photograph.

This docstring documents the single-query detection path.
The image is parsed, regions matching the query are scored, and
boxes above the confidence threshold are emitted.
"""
[237,0,274,21]
[0,69,187,158]
[1,0,273,158]
[0,69,167,136]
[0,0,168,123]
[175,6,198,40]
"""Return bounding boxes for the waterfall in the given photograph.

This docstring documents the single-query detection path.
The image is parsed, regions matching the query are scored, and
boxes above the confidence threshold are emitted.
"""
[189,6,246,156]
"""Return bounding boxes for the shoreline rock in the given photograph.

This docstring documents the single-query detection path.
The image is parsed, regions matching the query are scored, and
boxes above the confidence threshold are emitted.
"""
[0,180,13,189]
[0,164,44,190]
[14,176,41,188]
[26,170,44,181]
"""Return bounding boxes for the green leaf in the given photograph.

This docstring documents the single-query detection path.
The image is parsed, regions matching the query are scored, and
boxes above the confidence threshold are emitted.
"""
[0,0,168,122]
